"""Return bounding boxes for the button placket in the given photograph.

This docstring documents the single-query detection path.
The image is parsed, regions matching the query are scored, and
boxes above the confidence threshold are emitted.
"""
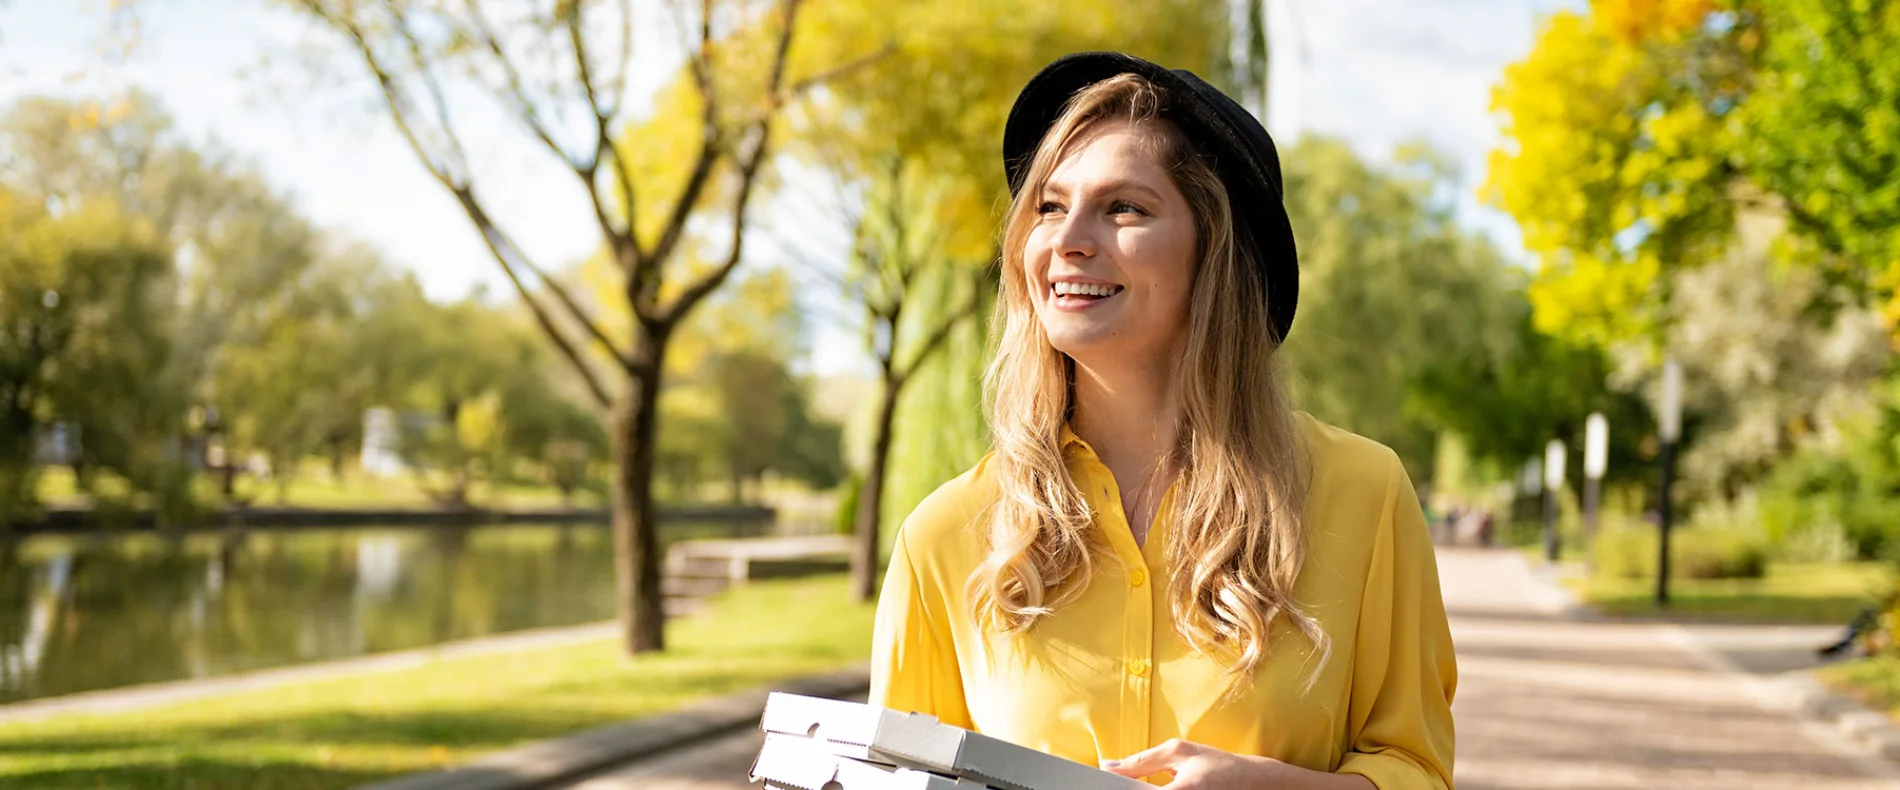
[1124,534,1154,755]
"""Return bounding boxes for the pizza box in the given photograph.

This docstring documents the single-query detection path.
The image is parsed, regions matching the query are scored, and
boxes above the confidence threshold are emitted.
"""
[751,732,992,790]
[758,692,1150,790]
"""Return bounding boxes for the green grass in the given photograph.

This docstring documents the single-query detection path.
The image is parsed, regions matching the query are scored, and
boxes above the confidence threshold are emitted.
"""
[34,465,604,511]
[0,574,875,789]
[1565,561,1892,623]
[1820,656,1900,719]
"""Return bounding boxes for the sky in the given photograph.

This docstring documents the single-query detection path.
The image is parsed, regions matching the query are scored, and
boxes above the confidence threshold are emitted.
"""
[0,0,1580,377]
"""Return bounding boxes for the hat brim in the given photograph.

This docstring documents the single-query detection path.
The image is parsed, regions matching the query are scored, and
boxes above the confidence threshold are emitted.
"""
[1002,51,1298,343]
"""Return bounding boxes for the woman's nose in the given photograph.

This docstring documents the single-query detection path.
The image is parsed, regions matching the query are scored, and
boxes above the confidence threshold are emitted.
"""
[1050,212,1098,260]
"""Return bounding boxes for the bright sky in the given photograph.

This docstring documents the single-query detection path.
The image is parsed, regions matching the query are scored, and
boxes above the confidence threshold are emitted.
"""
[0,0,1579,376]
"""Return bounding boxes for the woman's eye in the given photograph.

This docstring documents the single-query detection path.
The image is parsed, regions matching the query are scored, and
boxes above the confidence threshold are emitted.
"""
[1110,200,1146,216]
[1036,201,1065,215]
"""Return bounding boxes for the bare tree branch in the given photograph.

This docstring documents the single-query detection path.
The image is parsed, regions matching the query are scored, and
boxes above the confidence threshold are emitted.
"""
[461,0,567,162]
[660,0,804,328]
[725,46,892,132]
[452,187,616,408]
[611,0,635,105]
[562,1,639,261]
[462,0,635,265]
[896,293,974,387]
[386,2,471,178]
[301,1,625,402]
[303,2,462,187]
[644,0,724,278]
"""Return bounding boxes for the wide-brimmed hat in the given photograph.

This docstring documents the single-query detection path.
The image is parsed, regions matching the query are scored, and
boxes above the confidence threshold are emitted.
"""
[1002,51,1299,342]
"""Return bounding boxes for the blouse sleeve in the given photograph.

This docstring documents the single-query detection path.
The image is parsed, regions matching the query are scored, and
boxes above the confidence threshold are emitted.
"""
[867,524,974,729]
[1336,451,1458,789]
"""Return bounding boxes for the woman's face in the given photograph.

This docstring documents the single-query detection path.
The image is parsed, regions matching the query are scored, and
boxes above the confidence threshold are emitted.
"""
[1023,119,1197,368]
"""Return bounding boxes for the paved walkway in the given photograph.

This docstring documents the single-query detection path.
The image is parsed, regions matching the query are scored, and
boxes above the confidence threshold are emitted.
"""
[560,548,1900,789]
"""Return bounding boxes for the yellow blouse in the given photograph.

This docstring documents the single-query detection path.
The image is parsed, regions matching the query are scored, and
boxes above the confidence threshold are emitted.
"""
[869,413,1457,789]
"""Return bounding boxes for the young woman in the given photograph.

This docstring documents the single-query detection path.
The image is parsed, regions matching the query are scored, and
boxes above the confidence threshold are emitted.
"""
[870,52,1456,789]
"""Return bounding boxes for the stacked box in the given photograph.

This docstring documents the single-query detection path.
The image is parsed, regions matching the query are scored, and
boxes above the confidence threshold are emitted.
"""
[750,733,988,790]
[750,693,1151,790]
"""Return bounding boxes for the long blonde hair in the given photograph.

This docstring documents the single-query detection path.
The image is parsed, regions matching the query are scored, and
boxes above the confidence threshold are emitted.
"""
[970,74,1325,691]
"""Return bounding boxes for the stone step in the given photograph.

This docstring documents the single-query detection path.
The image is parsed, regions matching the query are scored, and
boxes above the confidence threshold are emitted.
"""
[661,576,731,599]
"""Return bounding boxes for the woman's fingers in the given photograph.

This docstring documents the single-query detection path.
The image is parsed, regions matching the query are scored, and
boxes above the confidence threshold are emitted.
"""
[1102,738,1199,779]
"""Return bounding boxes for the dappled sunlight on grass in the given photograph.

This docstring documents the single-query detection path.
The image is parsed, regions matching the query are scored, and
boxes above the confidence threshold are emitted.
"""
[1570,561,1891,624]
[0,574,873,790]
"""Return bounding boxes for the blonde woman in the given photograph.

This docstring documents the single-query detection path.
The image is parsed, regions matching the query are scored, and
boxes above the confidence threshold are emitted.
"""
[869,52,1456,789]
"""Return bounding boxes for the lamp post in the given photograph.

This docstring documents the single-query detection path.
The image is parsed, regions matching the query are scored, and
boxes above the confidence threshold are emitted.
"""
[1584,412,1608,550]
[1521,457,1542,531]
[1543,439,1566,563]
[1656,358,1683,607]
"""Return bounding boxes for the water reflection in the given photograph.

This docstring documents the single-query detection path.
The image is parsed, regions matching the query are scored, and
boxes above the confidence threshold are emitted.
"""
[0,522,760,704]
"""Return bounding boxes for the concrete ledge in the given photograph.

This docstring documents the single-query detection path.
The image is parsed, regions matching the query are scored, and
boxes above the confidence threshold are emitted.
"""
[352,664,871,790]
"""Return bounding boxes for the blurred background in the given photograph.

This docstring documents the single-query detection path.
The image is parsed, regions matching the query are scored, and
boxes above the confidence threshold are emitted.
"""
[3,0,1900,788]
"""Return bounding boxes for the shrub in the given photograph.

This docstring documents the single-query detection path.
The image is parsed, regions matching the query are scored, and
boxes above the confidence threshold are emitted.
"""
[1593,524,1768,580]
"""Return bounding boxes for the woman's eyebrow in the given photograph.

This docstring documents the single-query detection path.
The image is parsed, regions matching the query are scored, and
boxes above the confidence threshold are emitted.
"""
[1041,178,1165,202]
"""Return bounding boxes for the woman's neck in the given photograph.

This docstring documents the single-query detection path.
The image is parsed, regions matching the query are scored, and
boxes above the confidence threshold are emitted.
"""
[1070,353,1183,483]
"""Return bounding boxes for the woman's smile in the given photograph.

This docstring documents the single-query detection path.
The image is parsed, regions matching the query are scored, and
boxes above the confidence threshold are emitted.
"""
[1050,277,1126,311]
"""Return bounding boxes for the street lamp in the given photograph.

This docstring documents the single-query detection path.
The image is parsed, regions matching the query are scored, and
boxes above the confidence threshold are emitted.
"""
[1584,412,1608,548]
[1656,358,1683,607]
[1544,439,1566,563]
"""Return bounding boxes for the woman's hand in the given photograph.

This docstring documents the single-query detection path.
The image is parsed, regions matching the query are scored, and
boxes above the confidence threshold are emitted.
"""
[1101,739,1376,789]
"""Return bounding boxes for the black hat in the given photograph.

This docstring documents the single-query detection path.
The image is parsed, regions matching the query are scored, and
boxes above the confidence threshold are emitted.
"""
[1003,51,1299,343]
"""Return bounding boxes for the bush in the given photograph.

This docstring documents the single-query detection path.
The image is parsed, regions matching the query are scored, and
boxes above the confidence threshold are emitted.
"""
[1759,438,1900,562]
[1593,524,1768,580]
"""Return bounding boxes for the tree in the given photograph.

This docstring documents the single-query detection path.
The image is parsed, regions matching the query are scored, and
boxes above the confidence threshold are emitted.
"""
[1,92,330,503]
[788,0,1237,587]
[1279,138,1520,476]
[830,160,979,601]
[282,0,872,653]
[656,268,842,503]
[1407,269,1655,491]
[1484,1,1753,349]
[1628,203,1889,500]
[1486,0,1900,504]
[0,189,174,526]
[1745,0,1900,323]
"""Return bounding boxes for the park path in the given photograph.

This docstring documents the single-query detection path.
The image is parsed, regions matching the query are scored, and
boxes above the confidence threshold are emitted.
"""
[561,547,1900,789]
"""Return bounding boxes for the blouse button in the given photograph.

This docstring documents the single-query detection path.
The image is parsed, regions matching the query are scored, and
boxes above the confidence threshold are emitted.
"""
[1128,658,1150,678]
[1130,569,1147,587]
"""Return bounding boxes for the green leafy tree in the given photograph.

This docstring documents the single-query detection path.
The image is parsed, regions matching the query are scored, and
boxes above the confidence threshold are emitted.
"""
[1280,138,1524,477]
[1484,0,1754,348]
[281,0,874,653]
[0,190,175,526]
[659,269,843,503]
[1745,0,1900,322]
[1633,205,1890,500]
[1,92,330,506]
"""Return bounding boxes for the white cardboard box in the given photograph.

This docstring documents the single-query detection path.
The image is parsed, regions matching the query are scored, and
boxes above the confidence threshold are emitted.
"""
[751,732,991,790]
[758,693,1152,790]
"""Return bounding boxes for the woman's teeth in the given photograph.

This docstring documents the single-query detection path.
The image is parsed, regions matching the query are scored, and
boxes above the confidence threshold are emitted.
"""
[1052,282,1122,297]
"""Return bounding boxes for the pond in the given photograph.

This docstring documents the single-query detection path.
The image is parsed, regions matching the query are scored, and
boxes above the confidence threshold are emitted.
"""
[0,520,775,705]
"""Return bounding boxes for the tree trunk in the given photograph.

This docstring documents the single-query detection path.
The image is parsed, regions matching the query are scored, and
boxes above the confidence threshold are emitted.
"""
[329,436,348,482]
[612,337,668,654]
[221,462,237,501]
[850,376,903,602]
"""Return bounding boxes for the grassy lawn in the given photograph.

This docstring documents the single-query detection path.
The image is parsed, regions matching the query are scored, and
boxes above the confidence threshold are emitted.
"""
[0,575,874,789]
[34,466,604,511]
[1820,656,1900,722]
[1565,561,1892,624]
